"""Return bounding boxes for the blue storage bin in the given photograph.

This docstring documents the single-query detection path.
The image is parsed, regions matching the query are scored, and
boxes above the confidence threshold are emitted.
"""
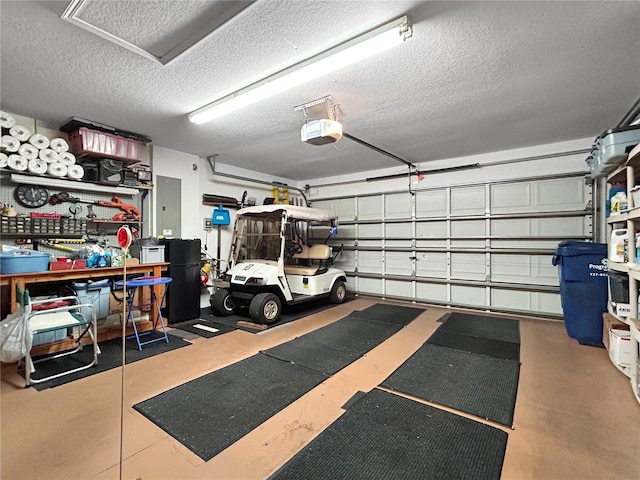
[0,250,50,274]
[552,241,608,346]
[73,279,110,320]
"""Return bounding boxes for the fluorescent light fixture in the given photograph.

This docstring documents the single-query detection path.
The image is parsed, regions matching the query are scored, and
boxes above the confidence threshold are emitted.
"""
[188,16,412,124]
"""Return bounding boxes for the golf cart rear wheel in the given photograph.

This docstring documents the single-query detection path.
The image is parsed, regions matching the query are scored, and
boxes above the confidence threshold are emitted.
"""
[211,288,234,316]
[330,280,346,304]
[249,293,281,325]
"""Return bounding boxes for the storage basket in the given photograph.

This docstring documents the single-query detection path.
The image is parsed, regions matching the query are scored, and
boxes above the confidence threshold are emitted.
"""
[69,127,142,162]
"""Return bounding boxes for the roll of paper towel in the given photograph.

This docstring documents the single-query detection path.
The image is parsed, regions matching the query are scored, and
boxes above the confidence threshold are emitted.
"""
[8,154,28,171]
[0,111,16,129]
[28,133,50,150]
[59,151,76,165]
[48,162,67,177]
[9,125,32,142]
[1,135,20,152]
[18,143,39,160]
[66,163,84,179]
[0,152,8,168]
[39,148,60,163]
[49,137,69,153]
[27,158,48,175]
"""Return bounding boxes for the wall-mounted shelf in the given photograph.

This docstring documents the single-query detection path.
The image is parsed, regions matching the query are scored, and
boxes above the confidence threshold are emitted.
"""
[9,173,139,196]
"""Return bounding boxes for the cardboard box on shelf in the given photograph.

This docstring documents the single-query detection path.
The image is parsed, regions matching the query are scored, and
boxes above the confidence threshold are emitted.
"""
[602,313,630,350]
[609,329,633,367]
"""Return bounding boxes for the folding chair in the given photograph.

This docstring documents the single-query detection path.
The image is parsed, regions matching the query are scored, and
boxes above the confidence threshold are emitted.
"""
[22,290,99,387]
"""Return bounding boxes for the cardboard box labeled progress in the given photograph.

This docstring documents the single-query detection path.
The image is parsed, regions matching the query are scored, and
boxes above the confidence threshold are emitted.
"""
[609,328,632,367]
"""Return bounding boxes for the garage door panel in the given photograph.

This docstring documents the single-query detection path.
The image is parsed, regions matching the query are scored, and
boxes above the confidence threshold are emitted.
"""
[491,183,532,213]
[451,240,485,248]
[491,239,560,249]
[385,193,412,219]
[358,223,383,238]
[451,186,486,216]
[416,282,447,302]
[451,219,486,237]
[491,289,562,315]
[451,253,485,280]
[333,198,356,221]
[451,285,486,306]
[358,251,382,273]
[385,251,413,276]
[491,218,531,236]
[491,254,557,286]
[416,190,447,217]
[386,222,412,238]
[386,279,414,298]
[491,217,585,237]
[358,277,383,295]
[358,196,383,220]
[417,221,447,238]
[333,250,356,271]
[535,177,586,210]
[416,252,447,278]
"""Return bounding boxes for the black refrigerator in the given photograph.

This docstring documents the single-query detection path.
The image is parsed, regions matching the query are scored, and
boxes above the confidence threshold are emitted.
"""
[160,239,201,323]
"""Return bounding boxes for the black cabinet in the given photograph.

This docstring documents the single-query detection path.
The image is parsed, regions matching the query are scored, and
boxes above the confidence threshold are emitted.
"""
[160,239,201,323]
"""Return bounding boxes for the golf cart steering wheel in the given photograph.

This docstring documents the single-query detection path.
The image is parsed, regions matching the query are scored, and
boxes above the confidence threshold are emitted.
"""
[285,239,303,258]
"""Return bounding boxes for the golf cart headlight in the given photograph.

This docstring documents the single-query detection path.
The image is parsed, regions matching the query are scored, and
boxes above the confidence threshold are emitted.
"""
[220,273,231,282]
[247,277,267,286]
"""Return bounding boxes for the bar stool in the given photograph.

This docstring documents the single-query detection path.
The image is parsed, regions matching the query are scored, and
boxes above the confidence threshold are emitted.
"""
[114,276,172,351]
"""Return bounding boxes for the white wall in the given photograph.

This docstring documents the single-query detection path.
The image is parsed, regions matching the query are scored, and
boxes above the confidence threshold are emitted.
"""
[302,137,592,199]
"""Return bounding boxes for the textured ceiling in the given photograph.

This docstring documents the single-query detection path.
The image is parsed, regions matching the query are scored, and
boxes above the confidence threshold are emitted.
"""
[1,0,639,182]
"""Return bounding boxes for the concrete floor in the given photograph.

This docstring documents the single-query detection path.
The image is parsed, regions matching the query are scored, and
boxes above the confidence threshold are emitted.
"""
[1,297,639,479]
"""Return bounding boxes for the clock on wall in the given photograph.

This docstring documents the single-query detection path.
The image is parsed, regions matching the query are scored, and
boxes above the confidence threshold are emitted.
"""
[14,184,49,208]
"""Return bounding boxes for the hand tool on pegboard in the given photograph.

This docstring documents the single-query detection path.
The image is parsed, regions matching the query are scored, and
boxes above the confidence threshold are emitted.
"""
[49,191,141,220]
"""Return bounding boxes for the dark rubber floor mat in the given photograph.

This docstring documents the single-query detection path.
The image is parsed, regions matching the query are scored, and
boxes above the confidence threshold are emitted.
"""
[438,312,520,344]
[355,303,425,326]
[270,388,507,480]
[133,353,327,461]
[170,318,236,338]
[426,329,520,361]
[31,333,191,390]
[381,344,520,427]
[263,313,403,375]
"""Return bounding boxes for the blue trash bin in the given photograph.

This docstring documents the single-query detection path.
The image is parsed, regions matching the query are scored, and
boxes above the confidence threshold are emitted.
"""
[552,241,608,346]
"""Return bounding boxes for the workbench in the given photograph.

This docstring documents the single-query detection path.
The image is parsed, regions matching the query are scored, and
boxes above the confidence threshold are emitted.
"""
[0,262,169,314]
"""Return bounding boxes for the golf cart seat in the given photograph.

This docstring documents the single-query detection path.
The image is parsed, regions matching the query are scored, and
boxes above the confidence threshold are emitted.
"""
[285,244,331,276]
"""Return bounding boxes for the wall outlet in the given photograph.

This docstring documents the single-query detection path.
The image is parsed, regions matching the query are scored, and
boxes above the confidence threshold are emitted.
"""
[203,217,213,231]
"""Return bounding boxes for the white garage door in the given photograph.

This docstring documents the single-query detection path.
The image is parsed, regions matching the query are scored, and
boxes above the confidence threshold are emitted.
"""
[311,173,592,318]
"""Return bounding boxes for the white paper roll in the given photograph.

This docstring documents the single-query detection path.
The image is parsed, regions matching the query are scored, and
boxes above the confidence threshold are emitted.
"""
[28,133,50,150]
[9,125,32,142]
[27,158,48,175]
[59,151,76,165]
[66,164,84,179]
[47,162,67,177]
[0,111,16,129]
[49,137,69,153]
[8,154,28,171]
[1,135,20,152]
[18,143,39,160]
[0,152,8,168]
[39,148,60,163]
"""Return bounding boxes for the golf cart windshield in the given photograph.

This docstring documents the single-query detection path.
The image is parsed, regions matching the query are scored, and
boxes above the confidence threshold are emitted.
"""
[230,205,338,264]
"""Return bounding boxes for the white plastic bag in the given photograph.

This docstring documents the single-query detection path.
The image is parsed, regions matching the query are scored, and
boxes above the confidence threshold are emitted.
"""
[0,306,32,363]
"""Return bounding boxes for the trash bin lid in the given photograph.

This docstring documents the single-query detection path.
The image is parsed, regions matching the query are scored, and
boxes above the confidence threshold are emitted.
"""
[555,241,607,256]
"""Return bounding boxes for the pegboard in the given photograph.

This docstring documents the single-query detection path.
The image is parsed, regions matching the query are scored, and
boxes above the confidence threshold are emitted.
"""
[0,173,142,255]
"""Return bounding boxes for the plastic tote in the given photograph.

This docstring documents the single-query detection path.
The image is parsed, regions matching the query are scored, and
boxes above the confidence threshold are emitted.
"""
[552,241,608,346]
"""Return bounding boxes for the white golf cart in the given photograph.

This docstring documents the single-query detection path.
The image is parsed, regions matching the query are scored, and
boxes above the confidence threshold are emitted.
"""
[210,204,347,324]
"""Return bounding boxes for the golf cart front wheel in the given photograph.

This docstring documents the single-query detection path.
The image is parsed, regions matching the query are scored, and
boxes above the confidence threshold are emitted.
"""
[249,293,281,325]
[211,288,234,316]
[330,280,346,304]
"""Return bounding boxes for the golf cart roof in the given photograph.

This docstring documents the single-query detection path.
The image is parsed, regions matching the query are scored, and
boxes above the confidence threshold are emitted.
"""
[236,204,338,222]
